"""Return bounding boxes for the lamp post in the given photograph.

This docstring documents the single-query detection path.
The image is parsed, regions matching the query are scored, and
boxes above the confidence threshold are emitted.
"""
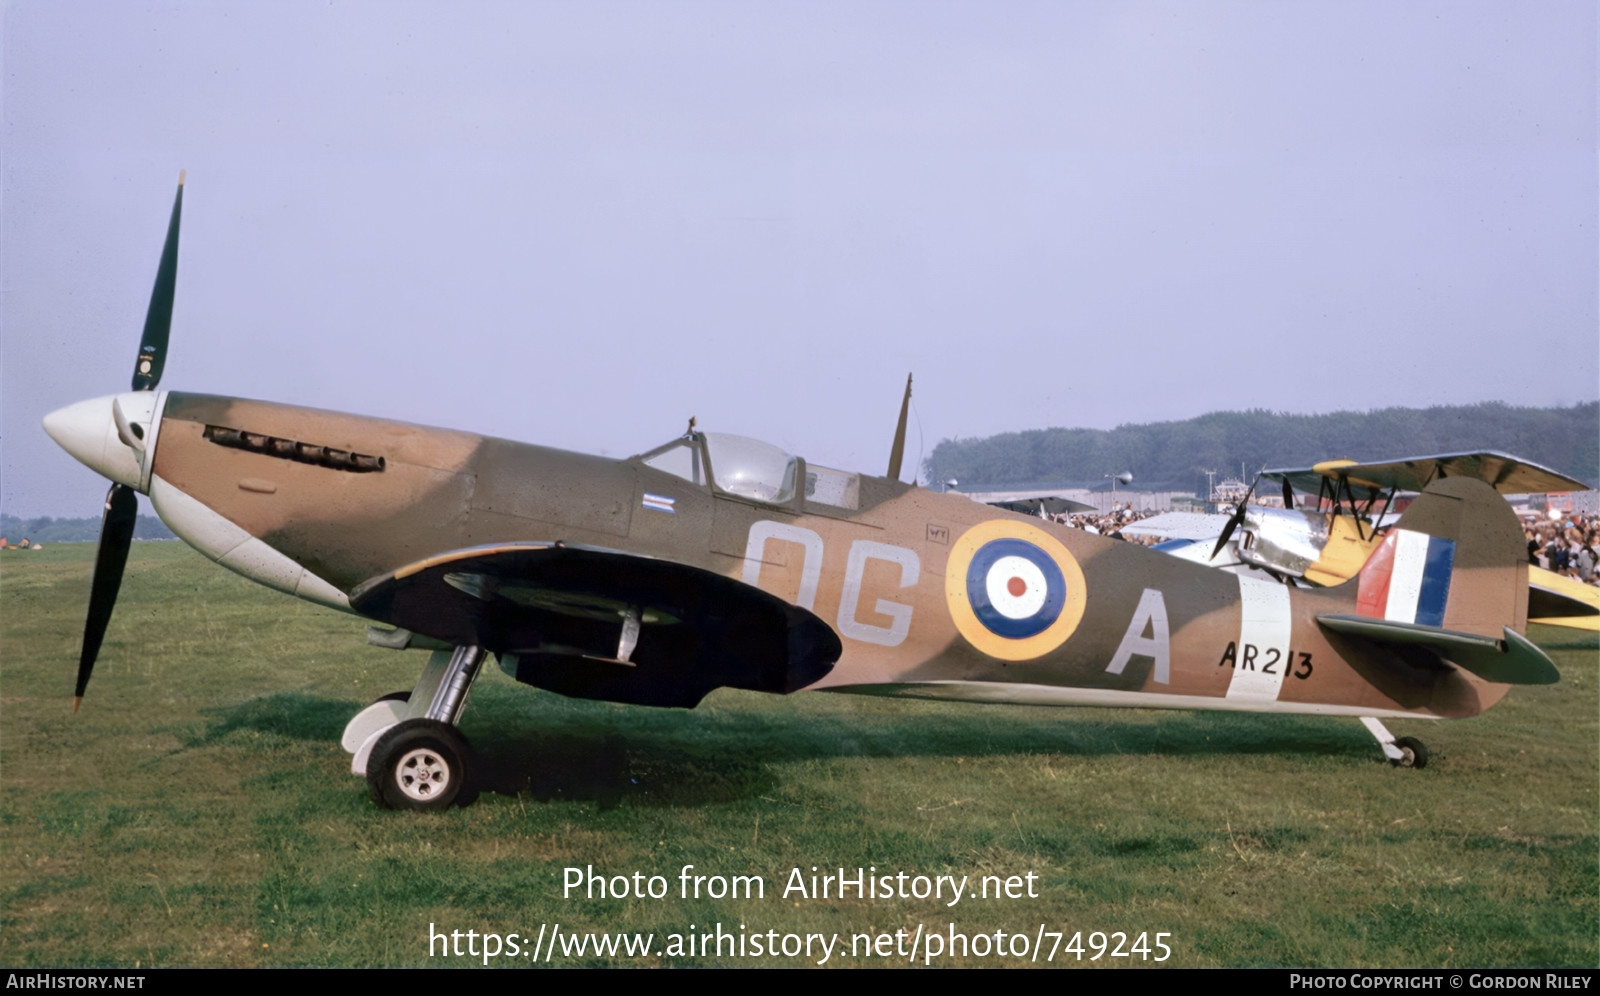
[1104,471,1132,512]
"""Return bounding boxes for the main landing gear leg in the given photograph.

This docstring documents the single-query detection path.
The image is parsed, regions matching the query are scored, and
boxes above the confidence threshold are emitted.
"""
[1359,717,1428,769]
[341,644,488,810]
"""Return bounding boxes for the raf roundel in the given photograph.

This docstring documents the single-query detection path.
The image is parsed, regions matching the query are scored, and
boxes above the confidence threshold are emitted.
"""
[945,520,1087,661]
[969,540,1065,638]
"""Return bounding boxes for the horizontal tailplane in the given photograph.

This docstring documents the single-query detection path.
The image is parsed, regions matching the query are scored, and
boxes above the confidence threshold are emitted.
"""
[1317,614,1558,685]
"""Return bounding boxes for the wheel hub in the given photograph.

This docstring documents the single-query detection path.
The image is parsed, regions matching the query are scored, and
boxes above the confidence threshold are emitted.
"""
[395,747,452,801]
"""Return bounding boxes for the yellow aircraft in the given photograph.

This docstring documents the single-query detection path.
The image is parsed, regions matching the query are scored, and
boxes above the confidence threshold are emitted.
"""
[43,178,1562,810]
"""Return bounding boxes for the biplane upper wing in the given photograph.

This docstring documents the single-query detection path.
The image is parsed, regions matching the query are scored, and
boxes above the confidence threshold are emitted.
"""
[1266,451,1588,501]
[348,543,840,707]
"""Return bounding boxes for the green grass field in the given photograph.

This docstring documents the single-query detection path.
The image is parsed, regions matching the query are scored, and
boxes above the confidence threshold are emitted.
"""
[2,543,1595,967]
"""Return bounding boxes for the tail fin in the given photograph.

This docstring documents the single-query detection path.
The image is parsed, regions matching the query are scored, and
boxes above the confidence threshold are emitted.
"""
[1352,476,1527,637]
[1319,477,1557,685]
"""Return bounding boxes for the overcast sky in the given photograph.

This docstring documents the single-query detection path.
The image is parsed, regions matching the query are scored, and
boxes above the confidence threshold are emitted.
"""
[3,1,1595,519]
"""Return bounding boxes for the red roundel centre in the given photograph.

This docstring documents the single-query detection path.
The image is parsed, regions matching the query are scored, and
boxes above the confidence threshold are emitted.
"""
[1006,576,1027,597]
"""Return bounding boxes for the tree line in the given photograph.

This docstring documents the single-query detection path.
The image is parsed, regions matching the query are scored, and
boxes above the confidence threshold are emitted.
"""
[922,401,1599,493]
[1,514,175,545]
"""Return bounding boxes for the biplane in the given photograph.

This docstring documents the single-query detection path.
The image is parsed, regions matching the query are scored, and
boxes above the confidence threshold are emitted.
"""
[44,178,1562,810]
[1149,455,1597,629]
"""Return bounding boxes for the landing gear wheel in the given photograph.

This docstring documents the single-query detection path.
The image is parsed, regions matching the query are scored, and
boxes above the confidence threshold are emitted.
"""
[1390,736,1428,769]
[367,719,470,811]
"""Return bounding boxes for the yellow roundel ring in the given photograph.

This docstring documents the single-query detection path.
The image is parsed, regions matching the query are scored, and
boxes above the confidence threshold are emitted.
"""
[944,519,1087,661]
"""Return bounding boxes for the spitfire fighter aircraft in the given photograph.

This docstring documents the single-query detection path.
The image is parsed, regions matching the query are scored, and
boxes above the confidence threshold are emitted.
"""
[45,179,1561,811]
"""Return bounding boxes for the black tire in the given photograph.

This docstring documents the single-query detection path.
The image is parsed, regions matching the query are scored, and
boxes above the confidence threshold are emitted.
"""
[367,719,470,811]
[1390,736,1428,770]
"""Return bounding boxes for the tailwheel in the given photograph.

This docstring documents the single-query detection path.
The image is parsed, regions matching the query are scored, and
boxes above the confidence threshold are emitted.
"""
[1390,736,1428,770]
[367,718,471,811]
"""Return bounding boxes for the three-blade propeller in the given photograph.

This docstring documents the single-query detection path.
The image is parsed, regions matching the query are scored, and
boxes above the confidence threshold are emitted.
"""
[73,173,183,711]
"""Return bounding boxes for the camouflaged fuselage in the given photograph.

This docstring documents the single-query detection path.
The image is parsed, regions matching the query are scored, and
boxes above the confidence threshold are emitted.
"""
[149,392,1524,721]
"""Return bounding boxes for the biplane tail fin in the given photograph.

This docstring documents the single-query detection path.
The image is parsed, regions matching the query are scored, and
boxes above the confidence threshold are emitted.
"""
[1318,477,1558,686]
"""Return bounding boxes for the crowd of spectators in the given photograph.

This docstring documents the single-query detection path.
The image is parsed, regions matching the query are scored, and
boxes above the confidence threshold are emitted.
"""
[1526,511,1599,586]
[1057,505,1168,546]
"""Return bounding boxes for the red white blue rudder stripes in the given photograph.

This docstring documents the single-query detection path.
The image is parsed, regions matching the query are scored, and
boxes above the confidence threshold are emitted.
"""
[1356,529,1456,627]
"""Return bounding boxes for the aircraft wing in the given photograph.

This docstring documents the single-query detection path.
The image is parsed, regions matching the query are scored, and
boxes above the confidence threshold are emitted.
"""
[349,542,839,707]
[1119,511,1234,541]
[1266,451,1588,501]
[961,490,1097,517]
[1527,565,1600,629]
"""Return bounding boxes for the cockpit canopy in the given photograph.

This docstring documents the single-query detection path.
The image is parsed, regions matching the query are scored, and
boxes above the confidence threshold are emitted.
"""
[702,433,797,503]
[636,431,860,510]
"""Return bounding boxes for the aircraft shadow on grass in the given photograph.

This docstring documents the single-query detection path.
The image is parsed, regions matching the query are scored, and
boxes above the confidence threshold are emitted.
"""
[194,690,1380,809]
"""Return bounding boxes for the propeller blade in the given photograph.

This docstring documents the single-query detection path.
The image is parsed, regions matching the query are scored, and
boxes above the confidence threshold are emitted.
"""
[1281,476,1294,510]
[887,373,913,480]
[1210,509,1243,561]
[75,483,139,710]
[1211,468,1264,561]
[132,172,184,391]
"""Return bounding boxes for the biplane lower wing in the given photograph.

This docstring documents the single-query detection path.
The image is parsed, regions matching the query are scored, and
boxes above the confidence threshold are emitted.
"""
[1527,567,1600,629]
[350,543,840,707]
